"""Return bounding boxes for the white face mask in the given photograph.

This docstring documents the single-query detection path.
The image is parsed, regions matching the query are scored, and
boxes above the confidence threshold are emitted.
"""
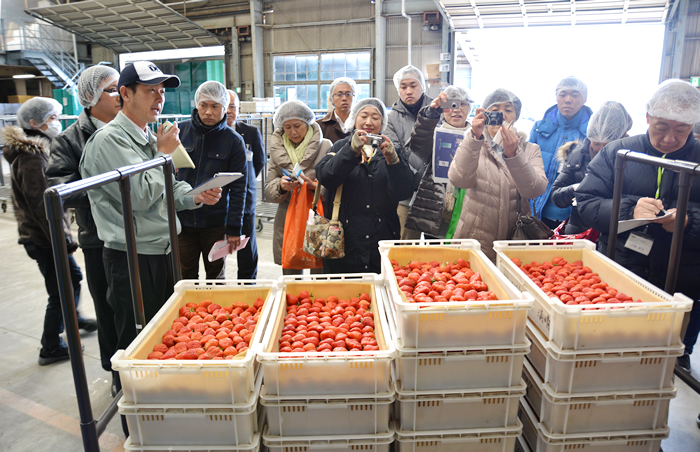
[43,120,62,139]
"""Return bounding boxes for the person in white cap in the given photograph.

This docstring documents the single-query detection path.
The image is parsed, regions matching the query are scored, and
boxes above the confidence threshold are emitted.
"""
[577,79,700,373]
[79,61,222,369]
[385,65,434,239]
[317,76,358,143]
[46,64,120,393]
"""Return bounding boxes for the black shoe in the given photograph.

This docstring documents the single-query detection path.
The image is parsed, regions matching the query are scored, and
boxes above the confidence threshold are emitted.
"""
[78,318,98,333]
[38,347,70,366]
[677,353,691,372]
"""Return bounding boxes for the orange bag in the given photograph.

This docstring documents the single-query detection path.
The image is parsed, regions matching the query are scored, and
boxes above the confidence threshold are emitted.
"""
[281,184,324,270]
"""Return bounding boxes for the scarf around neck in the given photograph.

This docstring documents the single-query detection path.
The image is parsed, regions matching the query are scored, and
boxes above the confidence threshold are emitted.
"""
[283,125,314,165]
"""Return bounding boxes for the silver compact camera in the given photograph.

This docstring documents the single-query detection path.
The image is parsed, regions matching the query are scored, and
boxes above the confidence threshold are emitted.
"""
[484,111,503,126]
[365,133,384,148]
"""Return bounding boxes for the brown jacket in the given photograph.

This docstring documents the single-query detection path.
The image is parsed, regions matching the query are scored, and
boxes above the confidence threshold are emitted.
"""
[448,129,547,261]
[264,122,332,265]
[316,110,347,144]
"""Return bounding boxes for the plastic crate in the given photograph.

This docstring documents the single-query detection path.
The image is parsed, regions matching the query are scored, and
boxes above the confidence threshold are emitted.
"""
[520,398,667,452]
[395,422,522,452]
[262,424,394,452]
[516,435,531,452]
[112,280,277,405]
[119,372,260,447]
[526,322,681,394]
[260,384,394,436]
[395,382,525,431]
[493,240,692,350]
[123,430,261,451]
[522,359,674,435]
[379,239,534,348]
[256,274,395,396]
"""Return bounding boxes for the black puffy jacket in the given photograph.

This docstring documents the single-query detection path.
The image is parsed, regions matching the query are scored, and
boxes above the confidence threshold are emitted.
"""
[316,135,415,274]
[47,109,102,248]
[176,110,248,236]
[551,139,592,234]
[576,132,700,299]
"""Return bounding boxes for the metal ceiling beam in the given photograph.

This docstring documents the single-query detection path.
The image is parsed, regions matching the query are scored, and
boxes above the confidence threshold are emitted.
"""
[469,0,484,28]
[520,0,528,27]
[670,0,689,79]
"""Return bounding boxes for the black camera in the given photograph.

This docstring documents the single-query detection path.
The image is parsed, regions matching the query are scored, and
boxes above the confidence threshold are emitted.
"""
[365,133,384,148]
[484,111,503,126]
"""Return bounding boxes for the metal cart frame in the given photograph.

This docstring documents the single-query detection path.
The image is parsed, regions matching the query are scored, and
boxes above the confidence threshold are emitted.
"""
[43,156,181,452]
[606,149,700,394]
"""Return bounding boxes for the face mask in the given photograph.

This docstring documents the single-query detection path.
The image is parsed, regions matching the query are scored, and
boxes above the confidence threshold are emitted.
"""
[43,121,62,139]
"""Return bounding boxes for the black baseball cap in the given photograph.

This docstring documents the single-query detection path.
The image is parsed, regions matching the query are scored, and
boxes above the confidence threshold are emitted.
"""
[118,61,180,90]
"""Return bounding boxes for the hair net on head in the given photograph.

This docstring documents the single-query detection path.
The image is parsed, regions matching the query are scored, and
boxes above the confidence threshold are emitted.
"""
[392,65,426,92]
[482,89,522,121]
[556,76,588,103]
[17,97,63,130]
[328,77,358,106]
[77,65,119,108]
[646,79,700,125]
[273,100,316,129]
[586,101,633,143]
[443,85,474,106]
[195,81,229,109]
[343,97,388,134]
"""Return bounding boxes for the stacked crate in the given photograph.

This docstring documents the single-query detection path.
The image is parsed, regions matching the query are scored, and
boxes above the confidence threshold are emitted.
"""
[494,240,692,452]
[113,280,278,452]
[257,274,396,452]
[379,239,534,452]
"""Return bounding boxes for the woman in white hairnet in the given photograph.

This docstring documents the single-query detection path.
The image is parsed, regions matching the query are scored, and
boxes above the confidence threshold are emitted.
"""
[448,88,548,261]
[315,98,415,274]
[551,101,633,234]
[265,100,332,274]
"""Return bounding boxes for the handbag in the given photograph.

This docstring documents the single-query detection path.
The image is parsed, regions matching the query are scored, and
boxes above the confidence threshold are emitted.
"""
[303,185,345,259]
[511,195,553,240]
[552,217,599,243]
[281,184,324,270]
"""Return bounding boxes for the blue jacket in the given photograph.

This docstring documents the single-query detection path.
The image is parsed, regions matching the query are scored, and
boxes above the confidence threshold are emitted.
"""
[176,110,248,236]
[235,121,266,216]
[529,104,593,221]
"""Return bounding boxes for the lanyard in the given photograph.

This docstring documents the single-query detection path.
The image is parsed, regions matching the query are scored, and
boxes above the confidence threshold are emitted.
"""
[655,154,667,199]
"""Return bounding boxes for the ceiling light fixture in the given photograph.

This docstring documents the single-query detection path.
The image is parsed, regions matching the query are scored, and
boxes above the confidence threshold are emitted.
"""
[13,74,36,79]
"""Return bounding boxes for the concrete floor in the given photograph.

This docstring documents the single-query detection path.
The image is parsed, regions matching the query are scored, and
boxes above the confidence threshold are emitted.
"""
[0,167,698,451]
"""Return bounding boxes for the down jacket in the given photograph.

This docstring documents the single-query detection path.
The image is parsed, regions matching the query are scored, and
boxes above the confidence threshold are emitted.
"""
[448,128,548,261]
[550,139,592,234]
[264,122,332,265]
[2,126,76,251]
[315,135,415,274]
[576,132,700,300]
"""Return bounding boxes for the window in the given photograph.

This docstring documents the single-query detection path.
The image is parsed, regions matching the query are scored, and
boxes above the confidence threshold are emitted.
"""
[273,51,371,111]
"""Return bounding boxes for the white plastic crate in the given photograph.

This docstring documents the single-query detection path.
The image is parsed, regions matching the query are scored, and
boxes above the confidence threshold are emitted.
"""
[520,398,667,452]
[256,274,395,396]
[395,382,525,431]
[260,384,394,436]
[522,359,674,435]
[493,240,692,351]
[123,430,261,451]
[261,424,394,452]
[379,239,534,348]
[395,422,522,452]
[526,322,681,394]
[113,280,277,405]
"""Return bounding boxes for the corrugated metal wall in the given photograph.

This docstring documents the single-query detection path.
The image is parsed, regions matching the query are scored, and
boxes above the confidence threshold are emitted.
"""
[681,0,700,78]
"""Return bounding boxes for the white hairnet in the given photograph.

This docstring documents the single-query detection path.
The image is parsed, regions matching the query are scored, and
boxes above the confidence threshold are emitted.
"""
[556,76,588,103]
[273,100,316,129]
[227,89,240,108]
[195,81,229,109]
[17,97,63,130]
[646,79,700,125]
[443,85,474,106]
[392,65,426,92]
[483,89,522,121]
[343,97,388,134]
[328,77,358,108]
[77,65,119,108]
[586,101,633,143]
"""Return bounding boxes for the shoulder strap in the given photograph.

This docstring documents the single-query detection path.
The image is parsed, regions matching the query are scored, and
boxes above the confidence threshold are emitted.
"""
[332,185,343,221]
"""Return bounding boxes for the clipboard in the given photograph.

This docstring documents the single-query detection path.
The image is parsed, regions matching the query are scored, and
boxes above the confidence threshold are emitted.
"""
[186,172,243,195]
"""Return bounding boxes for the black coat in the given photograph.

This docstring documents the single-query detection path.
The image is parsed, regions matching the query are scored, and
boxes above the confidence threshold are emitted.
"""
[576,132,700,299]
[315,136,415,274]
[551,139,592,234]
[235,121,266,216]
[46,109,103,248]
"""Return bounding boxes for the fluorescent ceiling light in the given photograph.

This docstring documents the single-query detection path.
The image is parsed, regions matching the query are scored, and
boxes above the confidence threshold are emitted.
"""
[13,74,36,79]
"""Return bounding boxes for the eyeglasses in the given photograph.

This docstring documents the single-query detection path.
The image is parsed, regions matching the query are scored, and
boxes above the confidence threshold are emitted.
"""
[103,88,118,94]
[333,92,355,99]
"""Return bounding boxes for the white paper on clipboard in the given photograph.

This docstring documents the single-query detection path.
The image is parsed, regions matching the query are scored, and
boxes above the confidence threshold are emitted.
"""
[617,211,673,234]
[186,172,243,195]
[432,127,466,184]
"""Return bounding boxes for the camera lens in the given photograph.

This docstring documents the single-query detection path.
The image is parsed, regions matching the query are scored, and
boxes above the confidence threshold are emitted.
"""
[451,102,458,109]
